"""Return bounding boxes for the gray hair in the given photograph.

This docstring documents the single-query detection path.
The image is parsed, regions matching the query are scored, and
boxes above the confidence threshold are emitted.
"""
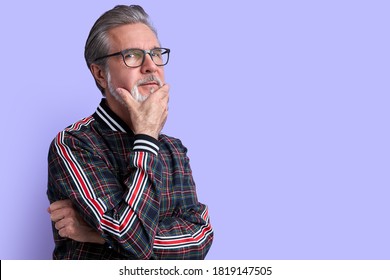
[84,5,158,94]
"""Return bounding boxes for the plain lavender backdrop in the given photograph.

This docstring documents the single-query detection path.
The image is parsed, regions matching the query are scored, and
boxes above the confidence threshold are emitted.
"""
[0,0,389,260]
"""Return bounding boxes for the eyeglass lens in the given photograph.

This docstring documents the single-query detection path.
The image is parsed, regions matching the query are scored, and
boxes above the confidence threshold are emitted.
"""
[122,49,168,67]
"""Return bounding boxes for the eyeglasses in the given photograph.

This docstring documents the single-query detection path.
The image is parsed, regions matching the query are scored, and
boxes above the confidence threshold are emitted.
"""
[94,47,170,68]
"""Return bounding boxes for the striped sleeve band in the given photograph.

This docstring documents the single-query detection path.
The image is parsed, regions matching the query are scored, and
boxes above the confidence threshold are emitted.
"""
[133,134,160,156]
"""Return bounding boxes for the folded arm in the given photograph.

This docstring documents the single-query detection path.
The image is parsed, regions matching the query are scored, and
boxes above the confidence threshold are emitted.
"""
[48,131,213,259]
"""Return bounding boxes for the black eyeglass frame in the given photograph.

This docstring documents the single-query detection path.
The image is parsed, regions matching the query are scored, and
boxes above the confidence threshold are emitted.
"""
[94,47,170,68]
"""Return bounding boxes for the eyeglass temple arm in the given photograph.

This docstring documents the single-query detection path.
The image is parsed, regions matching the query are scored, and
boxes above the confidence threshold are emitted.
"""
[94,51,122,62]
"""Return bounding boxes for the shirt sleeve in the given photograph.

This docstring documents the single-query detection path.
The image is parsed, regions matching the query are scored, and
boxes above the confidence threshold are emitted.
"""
[152,137,214,259]
[48,130,213,260]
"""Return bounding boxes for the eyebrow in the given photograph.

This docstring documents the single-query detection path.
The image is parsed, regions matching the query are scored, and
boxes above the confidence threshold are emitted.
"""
[122,45,162,50]
[94,46,165,62]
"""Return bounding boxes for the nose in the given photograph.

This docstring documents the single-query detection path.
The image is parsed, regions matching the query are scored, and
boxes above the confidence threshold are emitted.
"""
[141,53,158,74]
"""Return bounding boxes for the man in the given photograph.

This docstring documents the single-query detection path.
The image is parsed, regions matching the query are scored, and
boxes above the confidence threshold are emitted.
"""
[47,5,213,260]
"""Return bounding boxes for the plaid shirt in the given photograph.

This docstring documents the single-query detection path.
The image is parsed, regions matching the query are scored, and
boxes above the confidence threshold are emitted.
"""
[47,99,213,260]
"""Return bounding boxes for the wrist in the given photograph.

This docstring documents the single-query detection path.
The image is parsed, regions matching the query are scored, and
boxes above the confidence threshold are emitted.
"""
[133,128,159,140]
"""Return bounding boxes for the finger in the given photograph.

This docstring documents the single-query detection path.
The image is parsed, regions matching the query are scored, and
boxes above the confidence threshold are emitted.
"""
[50,206,73,222]
[48,199,72,212]
[147,84,169,99]
[144,86,169,108]
[54,218,67,230]
[58,227,70,239]
[161,112,168,131]
[50,209,66,223]
[156,84,170,100]
[159,83,170,92]
[58,222,78,240]
[160,85,170,105]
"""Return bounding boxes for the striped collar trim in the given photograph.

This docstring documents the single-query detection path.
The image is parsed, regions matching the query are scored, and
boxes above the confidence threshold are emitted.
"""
[93,99,134,134]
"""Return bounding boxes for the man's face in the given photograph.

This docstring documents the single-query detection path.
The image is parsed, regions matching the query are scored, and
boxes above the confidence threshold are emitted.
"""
[104,23,165,101]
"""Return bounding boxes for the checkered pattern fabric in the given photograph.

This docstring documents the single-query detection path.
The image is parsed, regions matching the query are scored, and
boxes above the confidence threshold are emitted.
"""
[47,99,213,259]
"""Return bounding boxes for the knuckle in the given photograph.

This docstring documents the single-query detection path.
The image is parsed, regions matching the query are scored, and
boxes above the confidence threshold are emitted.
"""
[68,218,77,226]
[67,227,76,236]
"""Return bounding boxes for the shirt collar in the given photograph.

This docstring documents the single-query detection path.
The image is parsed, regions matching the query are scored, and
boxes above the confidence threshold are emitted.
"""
[93,99,134,135]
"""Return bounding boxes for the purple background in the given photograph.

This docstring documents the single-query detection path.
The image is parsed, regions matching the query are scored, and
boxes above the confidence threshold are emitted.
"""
[1,0,389,260]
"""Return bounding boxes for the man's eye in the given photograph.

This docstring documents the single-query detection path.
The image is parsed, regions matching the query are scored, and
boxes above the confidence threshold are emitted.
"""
[151,50,163,57]
[124,51,142,59]
[124,53,135,59]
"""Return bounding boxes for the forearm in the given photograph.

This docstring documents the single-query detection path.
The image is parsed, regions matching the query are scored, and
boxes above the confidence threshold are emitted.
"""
[152,203,214,259]
[57,202,213,259]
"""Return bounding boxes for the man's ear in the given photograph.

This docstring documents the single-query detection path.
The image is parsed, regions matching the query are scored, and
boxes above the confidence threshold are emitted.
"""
[90,63,108,89]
